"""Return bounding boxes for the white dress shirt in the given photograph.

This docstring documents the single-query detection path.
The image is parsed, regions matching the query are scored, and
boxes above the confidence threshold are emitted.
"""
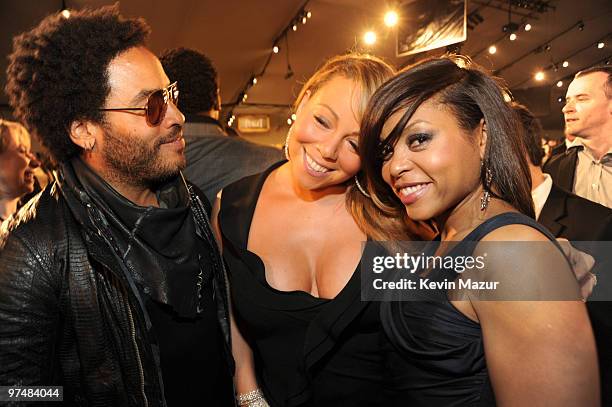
[532,173,553,220]
[567,138,612,208]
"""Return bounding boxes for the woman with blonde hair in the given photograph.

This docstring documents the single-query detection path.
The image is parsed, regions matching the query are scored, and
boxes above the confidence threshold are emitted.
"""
[0,120,40,221]
[212,53,405,407]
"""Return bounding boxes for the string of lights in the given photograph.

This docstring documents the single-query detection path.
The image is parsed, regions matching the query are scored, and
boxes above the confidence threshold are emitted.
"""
[60,0,71,18]
[510,34,611,88]
[492,20,585,74]
[226,2,311,127]
[552,54,612,103]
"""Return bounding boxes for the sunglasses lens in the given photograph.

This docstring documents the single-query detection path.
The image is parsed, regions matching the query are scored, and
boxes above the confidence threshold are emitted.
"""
[146,90,166,126]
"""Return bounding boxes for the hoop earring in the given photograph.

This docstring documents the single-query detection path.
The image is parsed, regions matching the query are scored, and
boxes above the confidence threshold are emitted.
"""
[284,126,292,161]
[480,162,493,211]
[84,139,96,152]
[354,174,371,198]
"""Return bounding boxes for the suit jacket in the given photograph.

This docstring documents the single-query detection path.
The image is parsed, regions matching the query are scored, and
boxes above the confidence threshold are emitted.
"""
[539,183,612,241]
[549,141,567,158]
[538,183,612,403]
[182,116,284,203]
[543,147,579,192]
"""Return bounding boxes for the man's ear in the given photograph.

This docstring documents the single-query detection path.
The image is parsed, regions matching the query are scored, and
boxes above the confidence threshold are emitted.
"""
[478,118,488,160]
[69,120,102,152]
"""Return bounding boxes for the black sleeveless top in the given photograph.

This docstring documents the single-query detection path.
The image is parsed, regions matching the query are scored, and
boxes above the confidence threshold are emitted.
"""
[381,212,563,407]
[219,162,386,407]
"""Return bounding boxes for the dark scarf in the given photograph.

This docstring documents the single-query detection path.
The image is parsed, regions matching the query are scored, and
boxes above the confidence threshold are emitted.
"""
[70,157,205,318]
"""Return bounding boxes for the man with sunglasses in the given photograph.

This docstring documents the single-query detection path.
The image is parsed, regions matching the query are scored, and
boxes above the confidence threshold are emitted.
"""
[0,6,234,406]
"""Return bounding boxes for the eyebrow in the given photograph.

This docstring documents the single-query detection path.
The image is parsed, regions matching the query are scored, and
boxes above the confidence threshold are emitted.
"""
[318,103,339,121]
[404,119,432,130]
[392,119,432,135]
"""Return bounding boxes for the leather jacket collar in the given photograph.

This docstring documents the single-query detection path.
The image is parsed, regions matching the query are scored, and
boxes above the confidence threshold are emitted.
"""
[60,158,203,318]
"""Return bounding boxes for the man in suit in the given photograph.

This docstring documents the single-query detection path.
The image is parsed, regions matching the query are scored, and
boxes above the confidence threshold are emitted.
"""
[515,103,612,404]
[544,65,612,208]
[160,47,283,202]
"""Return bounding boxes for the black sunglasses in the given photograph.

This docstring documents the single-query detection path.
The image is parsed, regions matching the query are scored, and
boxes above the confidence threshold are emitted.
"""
[99,82,179,126]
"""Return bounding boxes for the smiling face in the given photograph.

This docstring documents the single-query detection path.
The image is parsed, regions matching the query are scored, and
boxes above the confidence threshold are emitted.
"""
[380,98,483,221]
[562,72,612,139]
[287,76,362,191]
[96,46,186,188]
[0,124,38,200]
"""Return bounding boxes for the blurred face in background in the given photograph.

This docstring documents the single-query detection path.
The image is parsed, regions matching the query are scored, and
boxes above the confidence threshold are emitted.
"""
[287,76,362,192]
[0,123,39,200]
[562,72,612,139]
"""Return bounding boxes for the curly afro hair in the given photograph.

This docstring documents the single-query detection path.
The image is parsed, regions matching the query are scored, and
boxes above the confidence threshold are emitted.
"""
[5,5,150,164]
[159,47,219,115]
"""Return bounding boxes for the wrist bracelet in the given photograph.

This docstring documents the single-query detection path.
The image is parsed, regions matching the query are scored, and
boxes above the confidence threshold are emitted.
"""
[237,388,269,406]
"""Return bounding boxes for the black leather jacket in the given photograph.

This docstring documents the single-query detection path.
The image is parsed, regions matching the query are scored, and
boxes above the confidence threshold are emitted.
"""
[0,165,233,406]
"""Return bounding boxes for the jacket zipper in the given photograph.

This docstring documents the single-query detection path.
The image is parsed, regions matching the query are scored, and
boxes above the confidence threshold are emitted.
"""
[126,301,149,407]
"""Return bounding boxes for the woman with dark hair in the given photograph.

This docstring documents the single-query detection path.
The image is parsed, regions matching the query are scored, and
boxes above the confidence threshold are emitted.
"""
[356,56,599,406]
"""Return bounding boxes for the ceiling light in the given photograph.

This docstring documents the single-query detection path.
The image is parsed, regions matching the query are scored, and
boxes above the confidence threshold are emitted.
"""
[292,24,297,31]
[488,45,497,54]
[291,113,297,121]
[363,31,377,45]
[557,97,563,103]
[562,60,569,68]
[61,9,71,18]
[252,77,258,85]
[287,118,292,125]
[597,42,605,49]
[384,11,399,27]
[306,11,312,19]
[509,33,517,41]
[534,71,545,81]
[524,23,532,31]
[556,81,563,87]
[273,45,279,53]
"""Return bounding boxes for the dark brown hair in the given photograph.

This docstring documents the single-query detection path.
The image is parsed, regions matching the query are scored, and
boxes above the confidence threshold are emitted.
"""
[512,103,545,167]
[356,55,534,240]
[5,5,150,163]
[159,47,219,114]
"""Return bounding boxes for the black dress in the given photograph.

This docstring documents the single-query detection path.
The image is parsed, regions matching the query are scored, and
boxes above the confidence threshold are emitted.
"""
[381,213,565,407]
[219,162,386,407]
